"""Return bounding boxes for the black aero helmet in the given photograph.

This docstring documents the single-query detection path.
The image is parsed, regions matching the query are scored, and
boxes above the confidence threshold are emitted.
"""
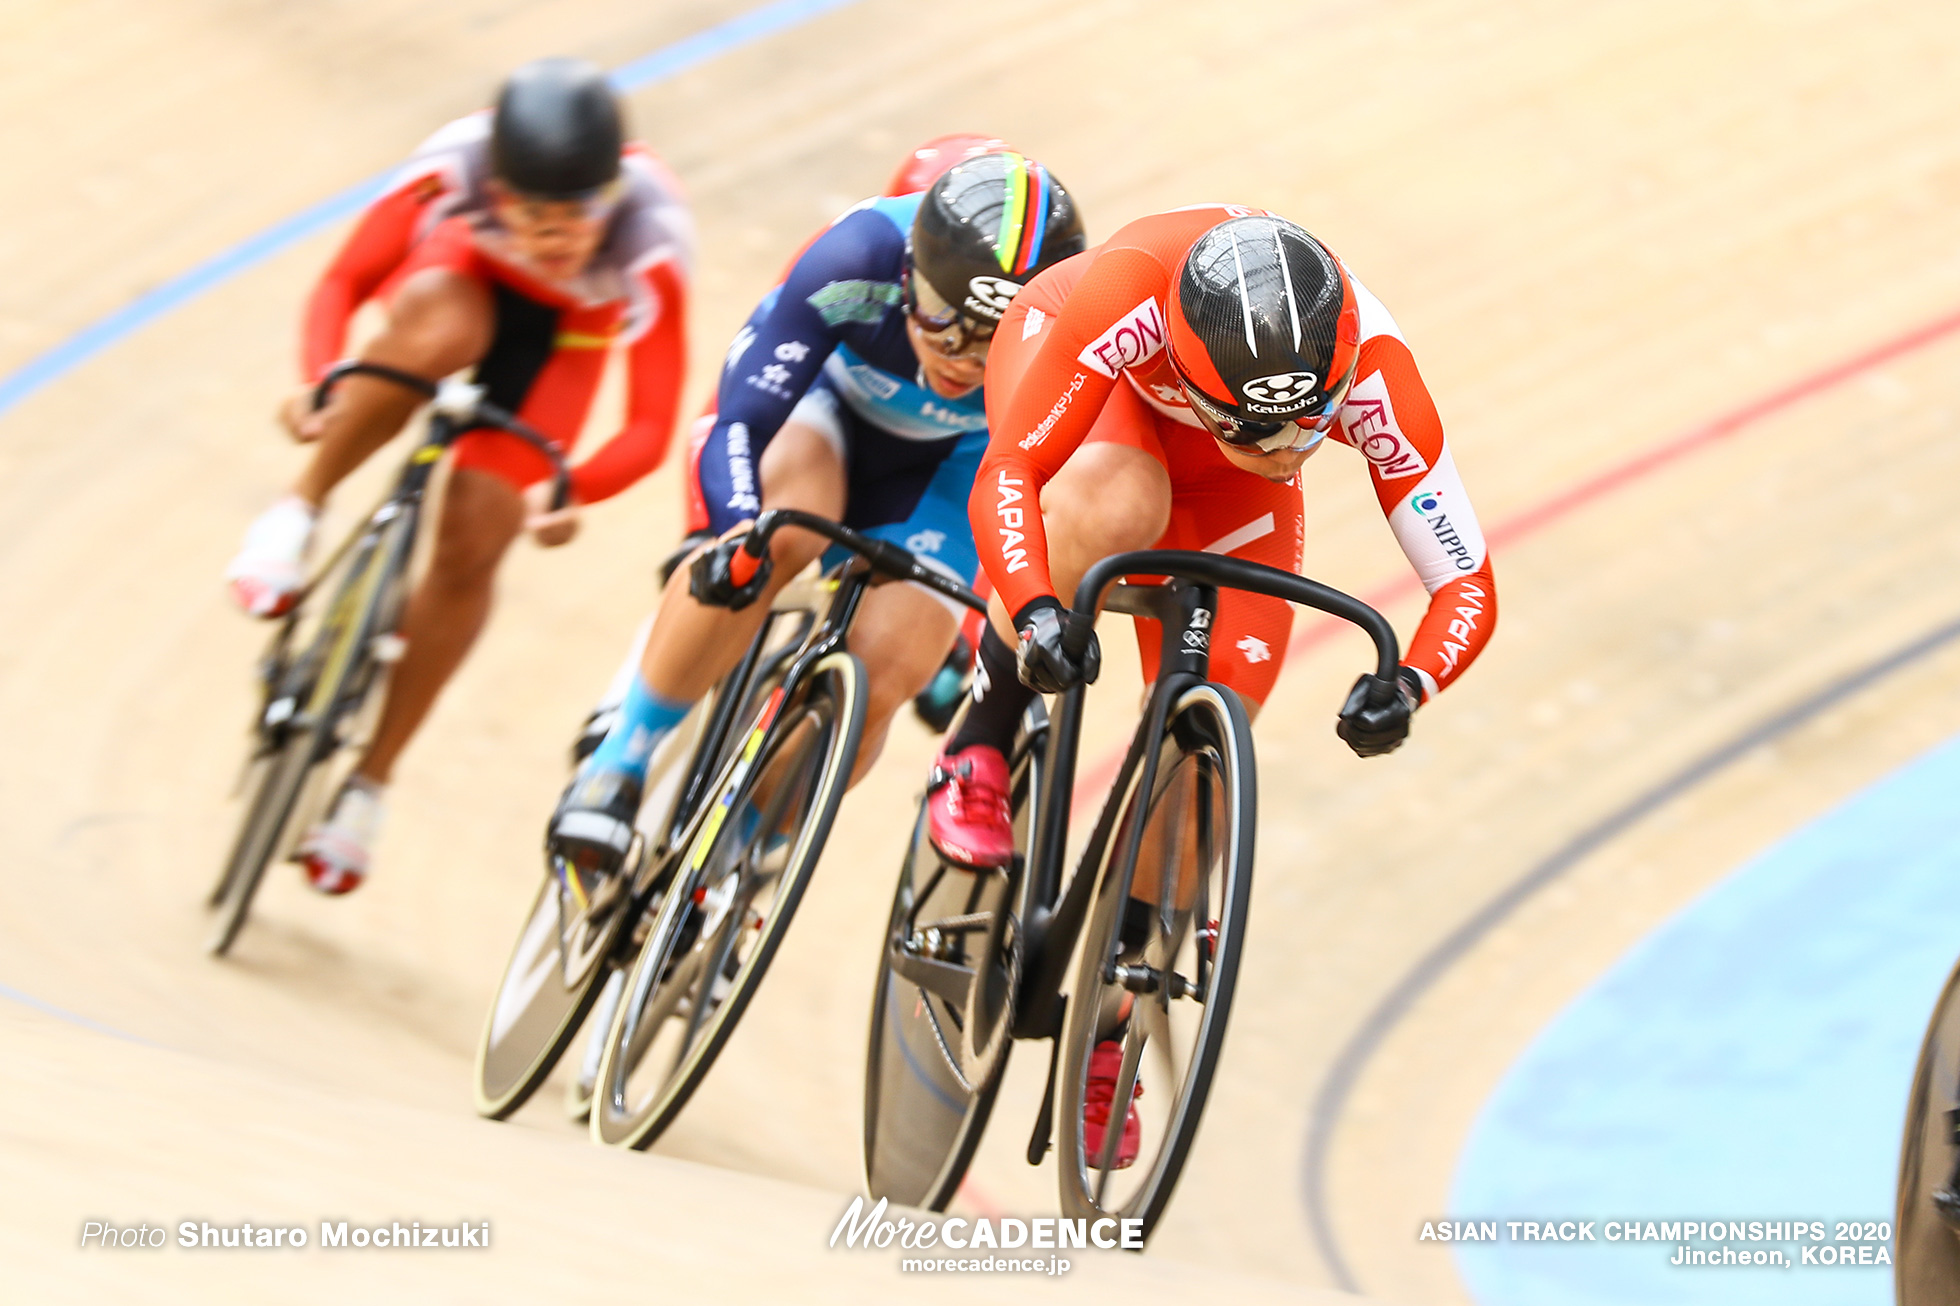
[1167,216,1360,447]
[909,152,1085,333]
[490,57,624,199]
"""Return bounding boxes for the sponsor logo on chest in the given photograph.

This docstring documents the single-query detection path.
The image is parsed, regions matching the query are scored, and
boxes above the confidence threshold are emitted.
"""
[1077,297,1167,378]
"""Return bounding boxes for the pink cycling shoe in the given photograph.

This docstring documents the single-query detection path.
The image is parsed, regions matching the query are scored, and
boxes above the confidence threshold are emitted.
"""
[925,744,1014,869]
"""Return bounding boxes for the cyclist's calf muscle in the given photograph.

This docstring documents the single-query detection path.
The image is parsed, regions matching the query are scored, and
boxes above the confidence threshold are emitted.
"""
[357,466,524,784]
[848,582,959,782]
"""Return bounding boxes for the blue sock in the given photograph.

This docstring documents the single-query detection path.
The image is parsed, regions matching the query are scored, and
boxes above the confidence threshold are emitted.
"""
[584,673,691,786]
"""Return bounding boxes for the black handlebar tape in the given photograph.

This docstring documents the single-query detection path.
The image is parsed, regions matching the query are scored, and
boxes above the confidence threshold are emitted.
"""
[1060,609,1096,660]
[861,538,917,578]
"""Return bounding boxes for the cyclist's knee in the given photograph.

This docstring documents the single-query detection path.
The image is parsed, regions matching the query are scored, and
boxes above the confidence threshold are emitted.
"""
[1045,443,1170,557]
[858,589,960,710]
[369,268,495,379]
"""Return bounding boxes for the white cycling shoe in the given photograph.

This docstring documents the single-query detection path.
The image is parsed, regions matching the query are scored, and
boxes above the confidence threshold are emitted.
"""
[297,779,385,896]
[225,495,317,618]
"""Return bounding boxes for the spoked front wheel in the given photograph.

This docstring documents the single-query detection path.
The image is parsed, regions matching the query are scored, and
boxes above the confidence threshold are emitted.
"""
[1055,682,1255,1242]
[590,654,866,1149]
[863,719,1042,1209]
[206,727,324,956]
[1894,954,1960,1302]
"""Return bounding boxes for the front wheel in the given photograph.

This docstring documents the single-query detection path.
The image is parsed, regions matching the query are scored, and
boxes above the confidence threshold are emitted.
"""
[1054,683,1255,1244]
[473,692,712,1121]
[590,654,867,1149]
[1895,955,1960,1302]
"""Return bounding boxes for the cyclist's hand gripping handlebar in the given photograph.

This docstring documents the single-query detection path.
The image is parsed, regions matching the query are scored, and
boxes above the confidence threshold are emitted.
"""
[1017,597,1101,694]
[689,528,774,611]
[689,509,988,614]
[1335,667,1422,758]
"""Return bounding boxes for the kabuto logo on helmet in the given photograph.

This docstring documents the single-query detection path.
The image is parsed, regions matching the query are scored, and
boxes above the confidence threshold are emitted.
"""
[1240,371,1320,408]
[964,275,1023,320]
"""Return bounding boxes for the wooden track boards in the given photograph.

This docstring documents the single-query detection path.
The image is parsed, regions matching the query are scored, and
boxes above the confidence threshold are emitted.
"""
[4,1,1960,1301]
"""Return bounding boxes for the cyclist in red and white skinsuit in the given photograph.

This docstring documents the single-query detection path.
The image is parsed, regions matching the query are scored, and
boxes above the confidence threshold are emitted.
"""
[923,206,1498,1165]
[222,58,693,895]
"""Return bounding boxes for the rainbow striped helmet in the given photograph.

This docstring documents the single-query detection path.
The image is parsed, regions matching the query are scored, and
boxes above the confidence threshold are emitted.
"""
[909,151,1085,335]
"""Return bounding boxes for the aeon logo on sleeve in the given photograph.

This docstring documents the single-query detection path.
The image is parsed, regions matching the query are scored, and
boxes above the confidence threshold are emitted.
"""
[1342,371,1429,483]
[1077,297,1166,378]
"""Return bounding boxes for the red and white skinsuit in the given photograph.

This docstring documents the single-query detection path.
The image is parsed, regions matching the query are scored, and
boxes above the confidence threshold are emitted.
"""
[303,111,695,501]
[972,206,1496,705]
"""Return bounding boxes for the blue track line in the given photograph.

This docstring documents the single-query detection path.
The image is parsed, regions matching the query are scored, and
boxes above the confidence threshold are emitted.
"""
[0,0,865,421]
[0,980,151,1046]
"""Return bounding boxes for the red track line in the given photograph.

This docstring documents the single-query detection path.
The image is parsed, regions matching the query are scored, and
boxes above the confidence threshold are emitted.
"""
[1071,304,1960,805]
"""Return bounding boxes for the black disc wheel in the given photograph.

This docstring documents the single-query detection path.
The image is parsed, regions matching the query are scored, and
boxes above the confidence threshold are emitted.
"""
[1895,955,1960,1303]
[862,723,1042,1209]
[590,654,866,1150]
[1054,683,1255,1243]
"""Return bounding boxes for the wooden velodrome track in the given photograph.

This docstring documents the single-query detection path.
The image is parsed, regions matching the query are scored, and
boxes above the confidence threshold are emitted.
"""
[5,0,1960,1300]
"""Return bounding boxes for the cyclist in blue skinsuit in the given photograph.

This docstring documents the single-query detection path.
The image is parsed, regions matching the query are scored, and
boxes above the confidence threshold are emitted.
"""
[549,151,1086,870]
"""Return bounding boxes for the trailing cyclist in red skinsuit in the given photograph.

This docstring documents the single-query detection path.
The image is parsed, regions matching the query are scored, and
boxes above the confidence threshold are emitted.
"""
[924,205,1498,1167]
[222,58,694,896]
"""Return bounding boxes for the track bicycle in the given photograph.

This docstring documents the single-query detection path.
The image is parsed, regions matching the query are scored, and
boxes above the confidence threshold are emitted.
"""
[474,509,984,1141]
[863,549,1401,1243]
[206,362,568,958]
[1893,961,1960,1301]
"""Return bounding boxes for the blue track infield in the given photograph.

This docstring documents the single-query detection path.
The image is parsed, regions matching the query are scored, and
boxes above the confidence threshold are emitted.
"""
[1449,735,1960,1303]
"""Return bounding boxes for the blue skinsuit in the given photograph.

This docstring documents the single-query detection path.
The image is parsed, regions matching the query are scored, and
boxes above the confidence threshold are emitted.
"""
[693,194,986,586]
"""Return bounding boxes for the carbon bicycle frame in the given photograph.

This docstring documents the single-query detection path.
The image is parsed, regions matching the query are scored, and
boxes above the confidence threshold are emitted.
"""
[994,550,1402,1158]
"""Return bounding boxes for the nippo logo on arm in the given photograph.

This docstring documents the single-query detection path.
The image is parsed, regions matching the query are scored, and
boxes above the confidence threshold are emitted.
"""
[1343,371,1429,483]
[1077,297,1166,378]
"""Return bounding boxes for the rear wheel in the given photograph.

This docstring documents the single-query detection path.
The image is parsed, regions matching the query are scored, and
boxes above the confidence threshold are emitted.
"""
[590,654,866,1149]
[1054,683,1255,1243]
[862,716,1042,1209]
[1895,956,1960,1302]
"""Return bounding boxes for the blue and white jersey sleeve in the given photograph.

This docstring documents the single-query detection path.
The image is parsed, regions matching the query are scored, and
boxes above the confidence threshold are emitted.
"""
[711,205,904,461]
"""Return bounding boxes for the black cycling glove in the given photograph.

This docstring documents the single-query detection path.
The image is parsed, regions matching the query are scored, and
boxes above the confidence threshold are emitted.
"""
[688,534,773,611]
[1336,666,1423,757]
[1014,597,1101,694]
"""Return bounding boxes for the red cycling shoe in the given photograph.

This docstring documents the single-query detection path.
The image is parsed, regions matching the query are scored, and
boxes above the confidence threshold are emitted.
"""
[1084,1039,1143,1169]
[925,744,1013,869]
